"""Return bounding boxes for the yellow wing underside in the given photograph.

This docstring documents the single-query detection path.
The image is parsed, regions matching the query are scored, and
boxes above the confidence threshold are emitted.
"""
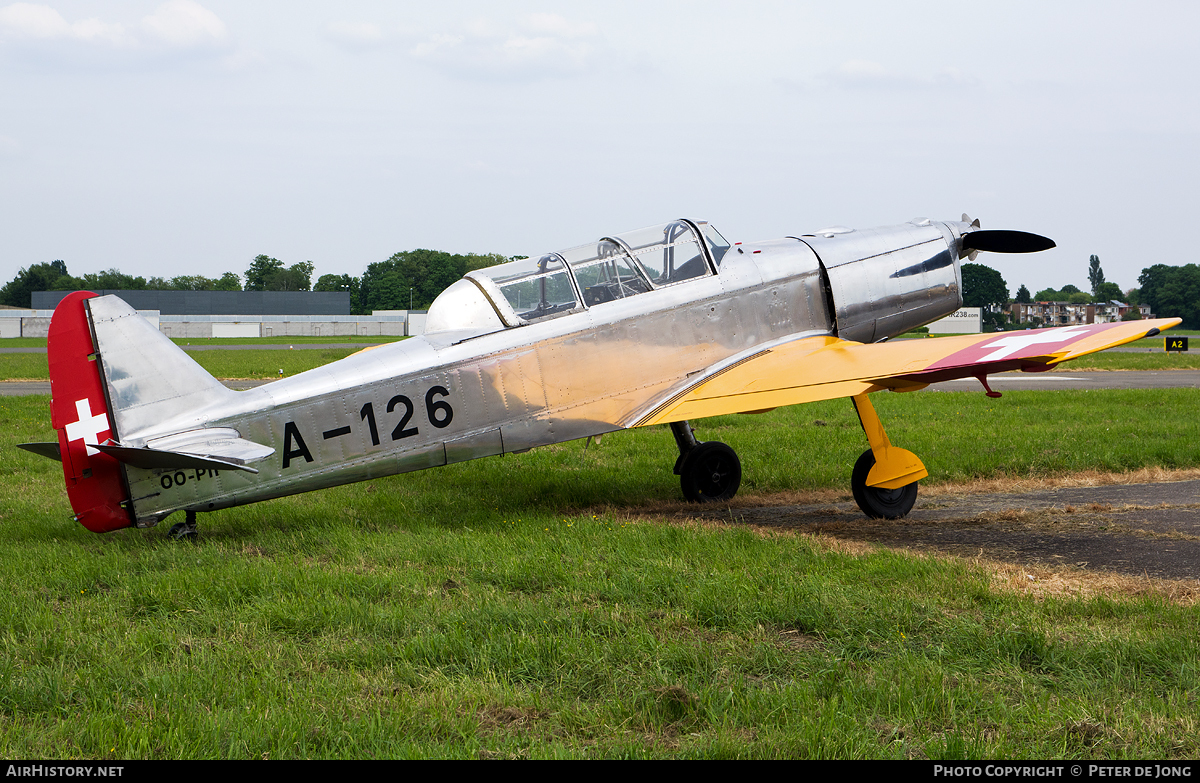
[632,318,1180,427]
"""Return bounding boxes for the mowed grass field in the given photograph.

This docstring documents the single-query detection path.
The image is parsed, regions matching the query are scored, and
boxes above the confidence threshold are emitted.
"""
[2,388,1199,759]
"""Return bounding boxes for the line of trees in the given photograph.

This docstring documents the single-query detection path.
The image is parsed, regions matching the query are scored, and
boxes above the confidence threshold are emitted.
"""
[0,250,511,313]
[326,250,508,314]
[10,248,1193,328]
[1137,264,1200,329]
[981,252,1200,329]
[959,250,1200,330]
[0,261,246,308]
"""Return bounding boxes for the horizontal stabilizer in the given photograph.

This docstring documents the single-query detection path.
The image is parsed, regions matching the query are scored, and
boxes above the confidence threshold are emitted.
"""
[94,442,262,474]
[17,442,62,461]
[94,427,275,474]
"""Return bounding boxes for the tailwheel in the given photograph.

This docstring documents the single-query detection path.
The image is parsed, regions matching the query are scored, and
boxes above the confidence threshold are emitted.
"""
[850,449,917,519]
[680,441,742,503]
[168,510,199,541]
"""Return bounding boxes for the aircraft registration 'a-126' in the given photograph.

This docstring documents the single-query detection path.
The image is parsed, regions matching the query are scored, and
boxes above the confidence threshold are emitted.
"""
[20,215,1180,538]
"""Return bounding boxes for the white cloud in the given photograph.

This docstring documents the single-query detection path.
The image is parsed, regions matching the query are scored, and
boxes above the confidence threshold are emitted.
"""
[404,14,602,80]
[0,3,130,45]
[0,1,229,52]
[0,134,20,156]
[140,0,228,49]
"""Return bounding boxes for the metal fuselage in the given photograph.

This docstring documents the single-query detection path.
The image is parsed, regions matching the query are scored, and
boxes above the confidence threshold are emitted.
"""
[111,218,966,528]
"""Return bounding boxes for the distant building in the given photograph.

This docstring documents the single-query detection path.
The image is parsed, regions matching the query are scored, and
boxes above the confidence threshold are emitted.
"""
[927,307,982,333]
[5,292,422,337]
[31,289,350,316]
[1009,300,1154,326]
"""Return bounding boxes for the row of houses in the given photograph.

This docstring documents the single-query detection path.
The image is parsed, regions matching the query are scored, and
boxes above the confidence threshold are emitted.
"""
[1009,300,1154,326]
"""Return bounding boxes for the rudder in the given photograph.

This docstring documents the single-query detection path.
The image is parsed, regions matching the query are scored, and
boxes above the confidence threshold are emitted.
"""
[47,291,133,533]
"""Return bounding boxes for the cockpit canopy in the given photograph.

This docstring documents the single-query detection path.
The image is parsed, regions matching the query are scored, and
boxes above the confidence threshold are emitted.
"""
[425,219,730,335]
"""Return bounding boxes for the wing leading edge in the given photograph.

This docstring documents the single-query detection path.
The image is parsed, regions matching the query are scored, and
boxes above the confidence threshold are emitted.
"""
[630,319,1181,427]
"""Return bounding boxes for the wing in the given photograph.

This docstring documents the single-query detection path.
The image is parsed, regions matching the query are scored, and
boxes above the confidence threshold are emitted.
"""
[629,318,1181,427]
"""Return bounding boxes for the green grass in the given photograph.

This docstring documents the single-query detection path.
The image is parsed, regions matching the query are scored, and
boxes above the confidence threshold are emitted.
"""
[2,390,1199,758]
[179,349,364,379]
[0,349,363,380]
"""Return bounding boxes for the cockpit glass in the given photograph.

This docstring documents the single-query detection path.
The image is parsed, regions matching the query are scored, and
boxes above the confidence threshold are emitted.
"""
[612,221,711,286]
[699,223,731,267]
[474,254,580,322]
[559,240,651,306]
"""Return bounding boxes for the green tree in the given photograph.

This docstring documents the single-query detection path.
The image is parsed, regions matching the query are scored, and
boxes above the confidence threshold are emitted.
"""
[1088,254,1105,295]
[961,263,1008,309]
[1014,284,1032,303]
[267,261,314,292]
[215,272,242,291]
[245,255,285,291]
[169,275,219,291]
[78,269,147,290]
[1094,281,1122,302]
[0,260,73,307]
[463,252,508,272]
[961,263,1009,331]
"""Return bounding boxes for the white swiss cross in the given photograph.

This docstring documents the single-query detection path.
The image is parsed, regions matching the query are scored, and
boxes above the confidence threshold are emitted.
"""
[977,326,1093,362]
[64,398,110,456]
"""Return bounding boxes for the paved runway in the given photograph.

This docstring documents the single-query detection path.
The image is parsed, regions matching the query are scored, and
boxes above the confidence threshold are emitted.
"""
[922,370,1200,392]
[692,480,1200,581]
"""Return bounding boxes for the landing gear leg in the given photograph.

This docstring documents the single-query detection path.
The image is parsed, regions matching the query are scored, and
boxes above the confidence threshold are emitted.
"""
[168,510,198,540]
[671,420,742,503]
[849,393,926,519]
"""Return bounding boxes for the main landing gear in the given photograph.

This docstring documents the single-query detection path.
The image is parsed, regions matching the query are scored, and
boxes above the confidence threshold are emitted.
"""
[167,510,198,540]
[671,421,742,503]
[849,393,926,519]
[669,394,924,518]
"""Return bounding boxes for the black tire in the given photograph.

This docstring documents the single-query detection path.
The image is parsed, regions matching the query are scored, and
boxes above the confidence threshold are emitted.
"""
[680,441,742,503]
[850,449,918,519]
[167,521,197,541]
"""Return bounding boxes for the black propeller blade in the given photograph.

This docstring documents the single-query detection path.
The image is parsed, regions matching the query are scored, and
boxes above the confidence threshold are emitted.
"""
[961,230,1056,254]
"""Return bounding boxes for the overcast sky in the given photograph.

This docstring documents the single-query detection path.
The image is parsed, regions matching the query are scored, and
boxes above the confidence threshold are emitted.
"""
[2,1,1197,295]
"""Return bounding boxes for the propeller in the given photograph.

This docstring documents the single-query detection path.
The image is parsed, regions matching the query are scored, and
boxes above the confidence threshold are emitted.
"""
[958,214,1055,260]
[962,230,1056,254]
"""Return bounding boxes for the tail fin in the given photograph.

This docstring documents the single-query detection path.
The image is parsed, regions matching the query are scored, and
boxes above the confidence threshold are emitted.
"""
[85,294,235,439]
[46,292,132,532]
[45,293,238,533]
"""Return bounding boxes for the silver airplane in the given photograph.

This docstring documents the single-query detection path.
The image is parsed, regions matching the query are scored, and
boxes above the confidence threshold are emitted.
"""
[20,216,1179,538]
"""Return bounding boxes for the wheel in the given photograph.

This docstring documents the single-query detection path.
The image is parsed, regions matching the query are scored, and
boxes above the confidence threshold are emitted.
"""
[850,449,918,519]
[680,441,742,503]
[168,512,198,541]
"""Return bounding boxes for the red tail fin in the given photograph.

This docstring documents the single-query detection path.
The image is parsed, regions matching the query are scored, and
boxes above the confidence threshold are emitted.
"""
[48,292,133,533]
